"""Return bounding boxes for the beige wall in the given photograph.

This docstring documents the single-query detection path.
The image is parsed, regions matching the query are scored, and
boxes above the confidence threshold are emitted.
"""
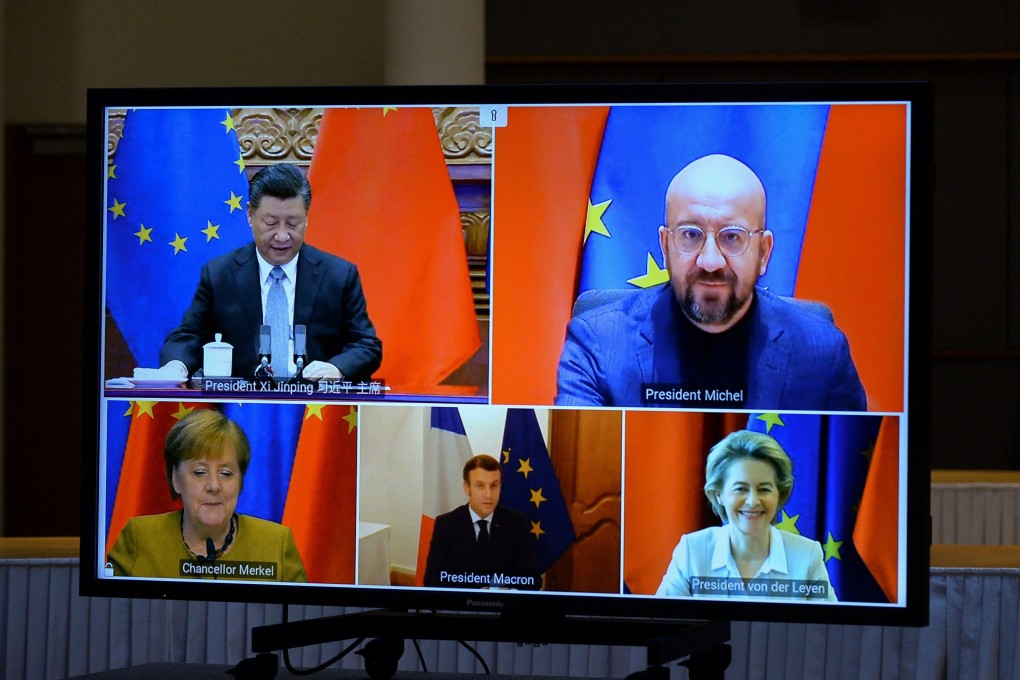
[3,1,388,124]
[3,1,485,125]
[385,0,484,85]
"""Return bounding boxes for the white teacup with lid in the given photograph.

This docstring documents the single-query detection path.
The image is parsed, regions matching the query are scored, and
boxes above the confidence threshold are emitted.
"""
[203,333,234,377]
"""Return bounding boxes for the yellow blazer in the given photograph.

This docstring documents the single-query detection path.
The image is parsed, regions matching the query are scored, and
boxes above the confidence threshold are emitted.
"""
[108,510,307,582]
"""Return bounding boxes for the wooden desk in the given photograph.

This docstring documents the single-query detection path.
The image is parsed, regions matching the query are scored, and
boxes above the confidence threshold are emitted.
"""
[0,536,79,559]
[932,544,1020,568]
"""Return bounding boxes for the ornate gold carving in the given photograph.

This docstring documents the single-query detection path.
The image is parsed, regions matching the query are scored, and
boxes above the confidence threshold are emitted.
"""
[106,107,490,166]
[435,107,492,164]
[463,211,491,318]
[234,108,321,164]
[461,211,490,258]
[107,110,126,161]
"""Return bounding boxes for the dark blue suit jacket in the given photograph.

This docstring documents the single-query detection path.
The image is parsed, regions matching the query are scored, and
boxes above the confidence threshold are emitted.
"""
[423,504,539,590]
[554,286,866,411]
[160,243,382,380]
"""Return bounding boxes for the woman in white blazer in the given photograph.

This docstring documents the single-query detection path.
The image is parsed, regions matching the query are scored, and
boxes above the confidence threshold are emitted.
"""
[656,430,837,601]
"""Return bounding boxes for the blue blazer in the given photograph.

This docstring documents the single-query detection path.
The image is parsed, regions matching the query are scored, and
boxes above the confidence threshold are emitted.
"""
[554,286,866,411]
[160,243,382,380]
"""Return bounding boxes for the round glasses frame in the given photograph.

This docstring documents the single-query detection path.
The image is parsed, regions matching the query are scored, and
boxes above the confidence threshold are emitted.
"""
[669,225,765,257]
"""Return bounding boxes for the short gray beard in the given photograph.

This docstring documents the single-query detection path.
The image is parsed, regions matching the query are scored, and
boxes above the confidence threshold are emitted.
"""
[681,288,742,326]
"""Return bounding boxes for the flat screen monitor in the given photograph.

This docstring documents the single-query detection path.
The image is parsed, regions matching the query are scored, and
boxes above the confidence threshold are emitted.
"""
[82,82,932,627]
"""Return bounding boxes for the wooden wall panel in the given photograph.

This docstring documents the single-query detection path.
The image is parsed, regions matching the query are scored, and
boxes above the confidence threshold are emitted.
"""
[3,125,85,536]
[545,410,622,594]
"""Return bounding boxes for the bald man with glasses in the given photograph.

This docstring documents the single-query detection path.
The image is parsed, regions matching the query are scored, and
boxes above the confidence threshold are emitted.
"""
[555,154,866,411]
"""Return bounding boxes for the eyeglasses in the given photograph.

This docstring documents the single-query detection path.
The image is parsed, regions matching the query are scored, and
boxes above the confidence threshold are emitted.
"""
[669,225,764,257]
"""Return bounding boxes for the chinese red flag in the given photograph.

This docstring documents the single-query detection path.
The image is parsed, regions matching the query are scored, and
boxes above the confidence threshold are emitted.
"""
[623,411,744,594]
[853,417,900,602]
[490,106,609,404]
[307,108,479,388]
[796,104,907,412]
[106,401,208,555]
[282,404,358,583]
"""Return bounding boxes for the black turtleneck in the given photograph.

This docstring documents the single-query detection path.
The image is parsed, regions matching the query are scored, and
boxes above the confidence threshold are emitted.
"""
[671,294,755,408]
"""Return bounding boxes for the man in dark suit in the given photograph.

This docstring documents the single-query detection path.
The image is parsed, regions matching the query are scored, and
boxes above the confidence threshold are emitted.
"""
[424,455,539,590]
[555,154,866,411]
[160,163,381,381]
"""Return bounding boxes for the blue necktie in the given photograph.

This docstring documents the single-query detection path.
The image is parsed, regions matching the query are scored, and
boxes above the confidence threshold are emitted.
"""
[266,266,289,378]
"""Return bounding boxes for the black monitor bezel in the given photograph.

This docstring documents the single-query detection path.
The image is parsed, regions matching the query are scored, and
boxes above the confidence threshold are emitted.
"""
[81,81,932,627]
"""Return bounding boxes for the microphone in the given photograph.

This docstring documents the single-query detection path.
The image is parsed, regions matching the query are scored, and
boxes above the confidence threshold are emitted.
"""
[255,324,272,378]
[293,324,307,376]
[205,537,218,580]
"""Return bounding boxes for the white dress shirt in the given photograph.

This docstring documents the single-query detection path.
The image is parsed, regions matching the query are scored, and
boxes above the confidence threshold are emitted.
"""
[255,250,298,375]
[255,250,298,325]
[656,525,838,601]
[468,506,493,540]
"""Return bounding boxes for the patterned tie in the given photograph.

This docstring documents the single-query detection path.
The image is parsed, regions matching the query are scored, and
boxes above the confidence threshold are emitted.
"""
[265,266,289,378]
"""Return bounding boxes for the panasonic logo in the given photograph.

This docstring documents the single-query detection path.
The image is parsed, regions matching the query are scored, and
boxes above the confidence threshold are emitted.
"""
[466,598,503,608]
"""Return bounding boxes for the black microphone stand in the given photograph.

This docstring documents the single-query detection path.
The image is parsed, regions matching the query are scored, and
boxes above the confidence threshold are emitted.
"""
[288,353,315,387]
[253,354,277,390]
[288,325,314,387]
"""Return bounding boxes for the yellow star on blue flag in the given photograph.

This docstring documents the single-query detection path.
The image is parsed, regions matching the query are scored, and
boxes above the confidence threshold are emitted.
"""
[105,108,253,368]
[746,412,889,601]
[499,409,576,572]
[584,198,612,244]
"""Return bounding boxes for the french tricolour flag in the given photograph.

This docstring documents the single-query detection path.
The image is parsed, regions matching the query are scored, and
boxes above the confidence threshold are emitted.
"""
[414,407,475,585]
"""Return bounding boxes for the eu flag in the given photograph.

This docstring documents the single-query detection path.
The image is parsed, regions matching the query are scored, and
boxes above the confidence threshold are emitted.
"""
[221,402,304,523]
[580,105,829,297]
[746,412,889,602]
[499,409,576,574]
[105,108,252,369]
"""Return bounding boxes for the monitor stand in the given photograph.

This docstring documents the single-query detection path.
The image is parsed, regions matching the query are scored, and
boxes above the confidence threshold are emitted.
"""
[233,609,730,680]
